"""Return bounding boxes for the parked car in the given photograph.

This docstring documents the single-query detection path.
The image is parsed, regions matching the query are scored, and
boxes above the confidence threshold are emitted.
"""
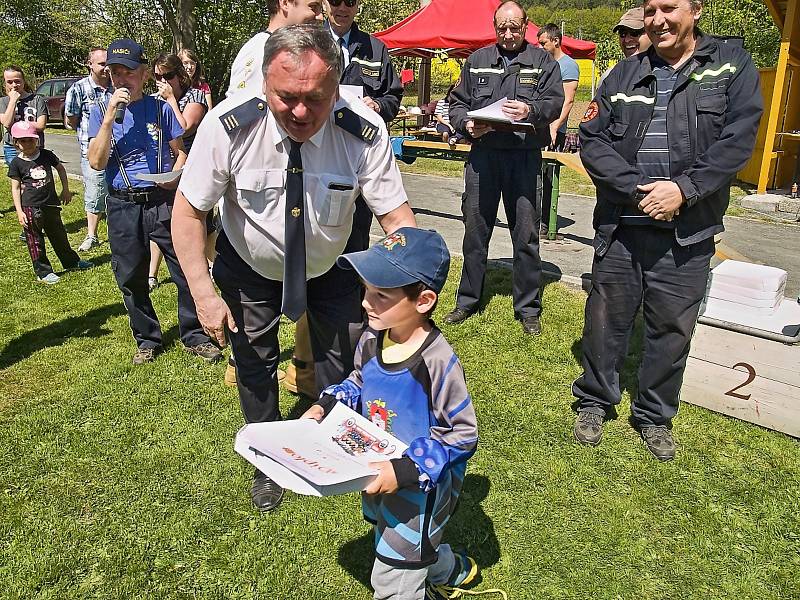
[35,76,82,124]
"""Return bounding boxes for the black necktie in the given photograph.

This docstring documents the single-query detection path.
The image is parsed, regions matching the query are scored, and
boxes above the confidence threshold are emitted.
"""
[282,139,306,321]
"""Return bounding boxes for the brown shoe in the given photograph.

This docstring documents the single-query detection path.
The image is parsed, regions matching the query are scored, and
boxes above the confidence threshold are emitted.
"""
[224,363,284,387]
[283,363,298,394]
[224,362,237,387]
[185,342,223,363]
[132,346,162,365]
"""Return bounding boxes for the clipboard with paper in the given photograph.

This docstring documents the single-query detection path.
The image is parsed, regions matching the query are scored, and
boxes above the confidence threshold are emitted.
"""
[466,97,536,132]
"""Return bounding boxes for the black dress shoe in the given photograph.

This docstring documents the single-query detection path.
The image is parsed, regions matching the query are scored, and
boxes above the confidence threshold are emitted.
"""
[443,307,474,325]
[251,470,284,512]
[522,316,541,336]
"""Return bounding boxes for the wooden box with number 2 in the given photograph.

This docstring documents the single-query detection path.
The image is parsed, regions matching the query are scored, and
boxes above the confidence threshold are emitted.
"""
[681,322,800,438]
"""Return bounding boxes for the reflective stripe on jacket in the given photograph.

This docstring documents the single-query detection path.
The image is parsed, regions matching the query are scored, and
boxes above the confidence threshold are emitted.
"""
[579,32,763,252]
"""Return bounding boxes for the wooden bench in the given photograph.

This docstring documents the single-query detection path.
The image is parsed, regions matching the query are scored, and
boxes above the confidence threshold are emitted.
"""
[397,138,590,241]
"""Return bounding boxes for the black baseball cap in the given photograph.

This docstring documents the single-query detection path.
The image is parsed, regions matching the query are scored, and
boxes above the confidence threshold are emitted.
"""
[337,228,450,293]
[106,39,148,69]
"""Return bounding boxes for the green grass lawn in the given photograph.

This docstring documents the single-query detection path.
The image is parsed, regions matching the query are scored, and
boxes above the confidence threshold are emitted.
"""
[1,177,798,599]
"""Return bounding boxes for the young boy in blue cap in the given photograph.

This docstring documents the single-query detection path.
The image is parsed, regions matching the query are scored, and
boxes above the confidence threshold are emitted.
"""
[303,227,480,600]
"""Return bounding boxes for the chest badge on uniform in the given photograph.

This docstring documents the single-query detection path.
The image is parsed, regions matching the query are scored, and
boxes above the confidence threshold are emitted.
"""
[291,207,301,218]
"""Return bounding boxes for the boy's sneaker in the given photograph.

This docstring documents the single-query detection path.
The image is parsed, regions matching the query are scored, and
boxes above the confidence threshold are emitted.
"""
[38,273,60,285]
[426,551,482,599]
[78,235,99,252]
[640,425,676,461]
[185,342,223,363]
[574,410,604,446]
[18,231,26,243]
[148,277,159,293]
[132,346,161,365]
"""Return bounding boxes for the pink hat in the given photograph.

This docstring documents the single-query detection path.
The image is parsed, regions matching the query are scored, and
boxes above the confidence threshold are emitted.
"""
[10,121,39,140]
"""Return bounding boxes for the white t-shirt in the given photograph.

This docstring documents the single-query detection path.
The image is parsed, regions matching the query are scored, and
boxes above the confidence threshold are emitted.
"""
[179,94,407,280]
[226,32,270,98]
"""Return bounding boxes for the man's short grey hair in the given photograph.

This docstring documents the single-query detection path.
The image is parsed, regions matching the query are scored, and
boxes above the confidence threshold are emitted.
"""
[642,0,702,10]
[262,24,342,80]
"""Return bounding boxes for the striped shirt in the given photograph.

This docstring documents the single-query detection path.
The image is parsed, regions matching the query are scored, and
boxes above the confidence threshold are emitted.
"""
[622,56,682,226]
[64,76,113,157]
[434,98,449,125]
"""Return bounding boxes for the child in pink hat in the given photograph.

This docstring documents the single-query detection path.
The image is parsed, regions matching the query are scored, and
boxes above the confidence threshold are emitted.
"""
[8,121,92,283]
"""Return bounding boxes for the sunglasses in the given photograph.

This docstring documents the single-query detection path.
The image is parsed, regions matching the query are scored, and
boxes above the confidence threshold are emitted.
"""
[618,28,645,38]
[155,71,177,81]
[328,0,357,6]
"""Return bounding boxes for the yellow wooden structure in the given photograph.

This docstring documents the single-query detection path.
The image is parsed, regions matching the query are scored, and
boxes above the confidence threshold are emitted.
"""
[743,0,800,192]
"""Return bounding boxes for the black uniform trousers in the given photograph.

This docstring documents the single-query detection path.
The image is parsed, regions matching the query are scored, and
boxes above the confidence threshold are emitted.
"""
[351,196,373,253]
[572,225,714,427]
[106,189,209,350]
[21,205,81,278]
[213,232,364,424]
[455,145,542,319]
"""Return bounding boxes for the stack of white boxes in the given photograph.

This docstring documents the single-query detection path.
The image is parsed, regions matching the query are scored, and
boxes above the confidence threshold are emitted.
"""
[703,260,788,318]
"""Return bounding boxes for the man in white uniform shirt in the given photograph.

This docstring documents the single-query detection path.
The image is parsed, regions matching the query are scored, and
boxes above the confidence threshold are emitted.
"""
[173,25,416,512]
[226,0,324,98]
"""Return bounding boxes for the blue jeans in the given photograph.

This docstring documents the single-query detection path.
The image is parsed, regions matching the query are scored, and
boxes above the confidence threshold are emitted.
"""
[80,156,108,213]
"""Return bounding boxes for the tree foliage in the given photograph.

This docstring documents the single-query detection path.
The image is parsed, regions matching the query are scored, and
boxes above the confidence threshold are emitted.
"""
[0,0,782,95]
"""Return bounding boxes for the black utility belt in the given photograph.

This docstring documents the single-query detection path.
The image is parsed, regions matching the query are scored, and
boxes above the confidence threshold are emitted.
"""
[111,187,164,204]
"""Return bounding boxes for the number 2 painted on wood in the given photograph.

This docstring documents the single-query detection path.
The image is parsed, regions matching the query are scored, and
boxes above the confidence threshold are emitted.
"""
[725,362,756,401]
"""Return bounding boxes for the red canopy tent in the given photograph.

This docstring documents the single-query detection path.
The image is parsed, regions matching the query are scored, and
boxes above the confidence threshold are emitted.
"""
[374,0,596,60]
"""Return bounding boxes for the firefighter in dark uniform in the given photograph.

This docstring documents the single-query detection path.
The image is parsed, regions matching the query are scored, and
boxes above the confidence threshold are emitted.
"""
[328,0,402,123]
[87,38,221,366]
[572,0,762,460]
[328,0,403,251]
[444,0,563,336]
[171,25,415,512]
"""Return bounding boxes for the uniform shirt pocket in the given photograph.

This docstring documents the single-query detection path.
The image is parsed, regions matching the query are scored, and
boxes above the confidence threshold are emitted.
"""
[609,121,630,139]
[308,172,359,227]
[234,169,285,221]
[695,93,728,141]
[696,93,727,115]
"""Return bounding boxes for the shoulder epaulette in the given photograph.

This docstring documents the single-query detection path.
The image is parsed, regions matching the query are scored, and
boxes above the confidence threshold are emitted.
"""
[219,97,268,137]
[334,106,378,145]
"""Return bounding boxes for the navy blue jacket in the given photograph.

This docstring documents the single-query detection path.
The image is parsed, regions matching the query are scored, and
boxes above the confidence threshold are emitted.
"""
[449,41,563,149]
[579,32,763,253]
[341,23,402,123]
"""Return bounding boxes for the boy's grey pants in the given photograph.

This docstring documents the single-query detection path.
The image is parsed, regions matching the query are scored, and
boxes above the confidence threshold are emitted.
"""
[371,543,456,600]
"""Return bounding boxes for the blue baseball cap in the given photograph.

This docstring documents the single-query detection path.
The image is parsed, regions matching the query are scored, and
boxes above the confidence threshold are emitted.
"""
[337,228,450,293]
[106,39,148,69]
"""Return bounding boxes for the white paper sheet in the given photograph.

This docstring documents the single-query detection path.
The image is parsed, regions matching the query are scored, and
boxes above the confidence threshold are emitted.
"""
[134,169,183,184]
[234,403,408,496]
[466,97,535,129]
[340,84,364,99]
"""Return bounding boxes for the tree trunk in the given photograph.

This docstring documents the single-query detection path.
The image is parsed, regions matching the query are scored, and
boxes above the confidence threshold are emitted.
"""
[157,0,196,52]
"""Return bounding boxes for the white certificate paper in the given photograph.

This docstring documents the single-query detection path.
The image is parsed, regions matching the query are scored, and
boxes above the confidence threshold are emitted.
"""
[234,402,408,496]
[467,97,535,130]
